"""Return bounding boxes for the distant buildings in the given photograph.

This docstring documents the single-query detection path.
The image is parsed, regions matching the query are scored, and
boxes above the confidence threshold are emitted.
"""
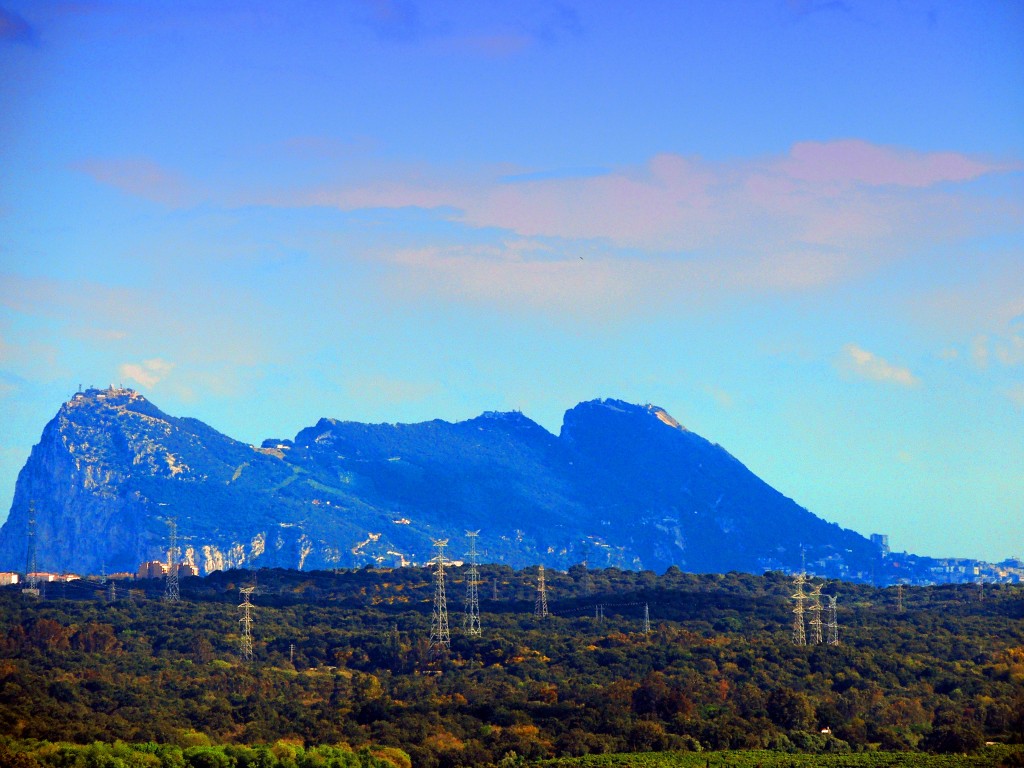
[136,560,198,579]
[137,561,166,579]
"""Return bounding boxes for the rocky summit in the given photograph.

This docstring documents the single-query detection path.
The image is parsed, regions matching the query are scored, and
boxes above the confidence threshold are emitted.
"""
[0,388,879,577]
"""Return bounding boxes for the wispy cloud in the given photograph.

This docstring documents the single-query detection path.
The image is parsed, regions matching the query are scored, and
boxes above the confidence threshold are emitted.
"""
[841,344,920,387]
[355,0,423,42]
[70,139,1020,316]
[74,158,194,207]
[0,6,35,45]
[777,139,1004,188]
[119,358,174,388]
[1007,384,1024,411]
[376,242,861,316]
[298,140,1016,255]
[346,374,439,405]
[352,0,580,54]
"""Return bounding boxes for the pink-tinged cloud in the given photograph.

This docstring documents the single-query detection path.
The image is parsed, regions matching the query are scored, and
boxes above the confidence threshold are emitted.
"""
[779,140,1006,188]
[841,344,920,387]
[376,242,862,317]
[119,358,174,388]
[74,158,193,207]
[300,139,1014,257]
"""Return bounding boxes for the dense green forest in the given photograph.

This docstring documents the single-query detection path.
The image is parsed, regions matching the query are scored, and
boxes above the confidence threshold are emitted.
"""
[1,565,1022,768]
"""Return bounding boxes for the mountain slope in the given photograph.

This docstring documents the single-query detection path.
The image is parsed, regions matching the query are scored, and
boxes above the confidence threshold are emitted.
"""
[0,388,878,578]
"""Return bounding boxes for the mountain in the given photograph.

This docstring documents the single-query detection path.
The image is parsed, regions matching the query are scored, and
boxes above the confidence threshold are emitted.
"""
[0,387,880,578]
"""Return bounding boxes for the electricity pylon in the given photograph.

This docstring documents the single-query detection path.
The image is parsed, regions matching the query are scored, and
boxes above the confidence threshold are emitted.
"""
[429,539,451,656]
[463,531,482,637]
[643,603,651,635]
[826,594,839,645]
[23,500,40,598]
[580,541,593,595]
[239,586,255,663]
[164,517,179,603]
[534,564,549,618]
[808,583,824,645]
[791,572,807,646]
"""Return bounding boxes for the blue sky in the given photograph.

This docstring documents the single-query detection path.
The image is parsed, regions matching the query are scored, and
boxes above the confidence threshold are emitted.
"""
[1,0,1022,563]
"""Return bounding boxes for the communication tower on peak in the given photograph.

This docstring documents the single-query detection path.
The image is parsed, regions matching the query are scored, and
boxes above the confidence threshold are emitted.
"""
[238,586,255,663]
[164,517,179,602]
[23,501,40,598]
[534,564,549,618]
[791,572,807,646]
[429,539,451,655]
[463,531,482,637]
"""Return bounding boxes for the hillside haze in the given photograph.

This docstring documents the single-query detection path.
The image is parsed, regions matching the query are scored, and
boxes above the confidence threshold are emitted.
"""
[0,387,878,577]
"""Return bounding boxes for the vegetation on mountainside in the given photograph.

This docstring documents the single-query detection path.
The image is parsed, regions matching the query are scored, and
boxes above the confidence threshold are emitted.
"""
[0,566,1021,768]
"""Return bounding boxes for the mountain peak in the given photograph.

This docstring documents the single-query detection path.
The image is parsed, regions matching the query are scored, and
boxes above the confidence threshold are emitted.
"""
[562,398,687,436]
[63,386,170,420]
[0,391,878,578]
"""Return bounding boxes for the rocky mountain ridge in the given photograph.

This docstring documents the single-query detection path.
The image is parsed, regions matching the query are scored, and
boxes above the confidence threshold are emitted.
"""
[0,387,880,578]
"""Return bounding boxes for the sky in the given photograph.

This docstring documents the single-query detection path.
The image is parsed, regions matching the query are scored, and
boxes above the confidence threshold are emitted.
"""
[0,1,1022,564]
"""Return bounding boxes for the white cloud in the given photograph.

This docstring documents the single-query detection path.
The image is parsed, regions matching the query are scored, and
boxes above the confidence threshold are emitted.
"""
[119,358,174,388]
[972,336,990,369]
[1007,384,1024,411]
[841,344,920,387]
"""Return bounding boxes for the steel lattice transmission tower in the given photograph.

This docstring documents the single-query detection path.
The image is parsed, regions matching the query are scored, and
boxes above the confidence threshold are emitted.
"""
[580,541,593,595]
[238,586,255,663]
[163,517,179,603]
[463,531,482,637]
[825,594,839,645]
[791,572,807,646]
[643,603,651,635]
[23,500,40,598]
[808,583,824,645]
[429,539,451,655]
[896,583,905,613]
[534,564,549,618]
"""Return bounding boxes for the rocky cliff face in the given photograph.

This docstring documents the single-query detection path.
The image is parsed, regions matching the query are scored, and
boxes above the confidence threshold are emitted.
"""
[0,389,879,578]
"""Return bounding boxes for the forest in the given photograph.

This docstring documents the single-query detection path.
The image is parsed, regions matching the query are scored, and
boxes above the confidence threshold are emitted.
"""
[0,564,1022,768]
